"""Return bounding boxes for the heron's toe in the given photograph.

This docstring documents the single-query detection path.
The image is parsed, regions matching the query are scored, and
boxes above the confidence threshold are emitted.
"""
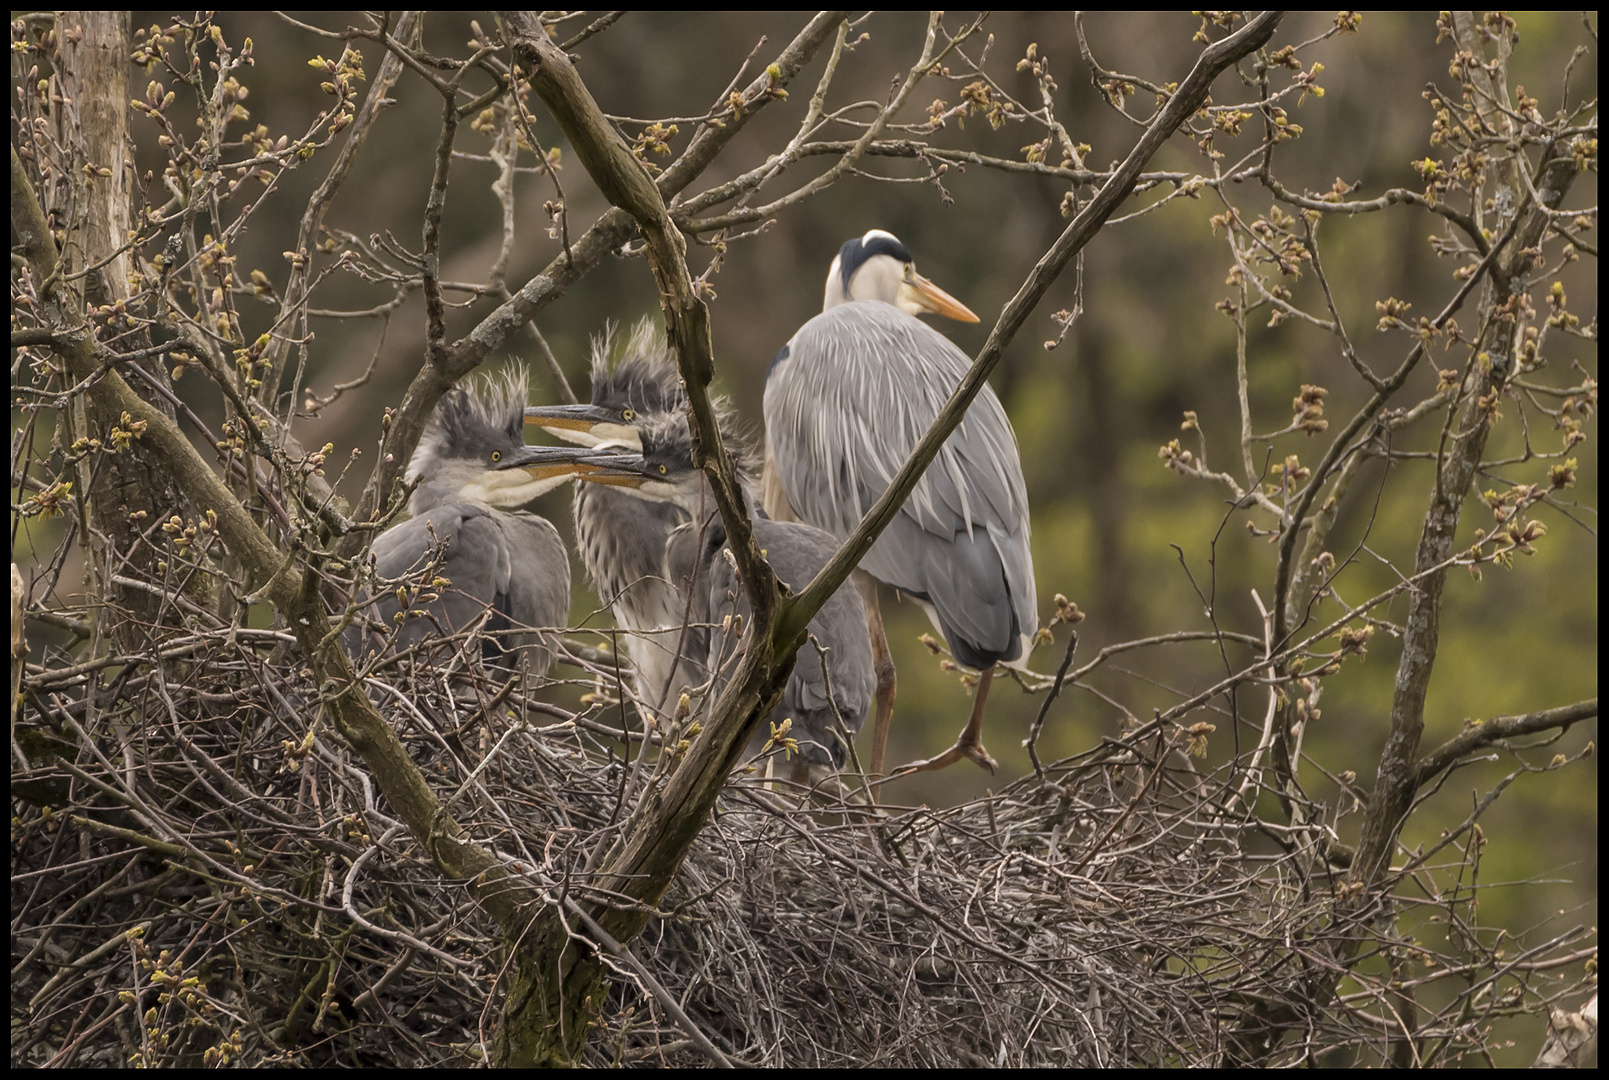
[959,740,998,774]
[889,745,962,776]
[891,736,999,777]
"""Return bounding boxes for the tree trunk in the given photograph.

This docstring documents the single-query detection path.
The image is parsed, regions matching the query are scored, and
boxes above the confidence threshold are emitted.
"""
[53,11,194,649]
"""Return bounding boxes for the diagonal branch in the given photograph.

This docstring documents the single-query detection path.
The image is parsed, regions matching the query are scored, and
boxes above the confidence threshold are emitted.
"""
[676,11,975,234]
[1350,137,1583,890]
[1270,204,1527,653]
[497,9,835,959]
[1415,698,1597,787]
[260,11,422,413]
[657,10,848,198]
[502,9,777,631]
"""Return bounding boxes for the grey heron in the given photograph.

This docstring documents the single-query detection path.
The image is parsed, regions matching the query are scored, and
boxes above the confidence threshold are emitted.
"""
[762,228,1038,777]
[347,371,612,679]
[522,325,707,721]
[568,412,876,781]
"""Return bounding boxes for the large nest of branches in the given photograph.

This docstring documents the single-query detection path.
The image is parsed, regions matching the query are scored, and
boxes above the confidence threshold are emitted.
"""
[17,619,1581,1068]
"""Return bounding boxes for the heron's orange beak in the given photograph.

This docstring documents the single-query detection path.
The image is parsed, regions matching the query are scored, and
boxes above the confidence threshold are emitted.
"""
[905,272,980,323]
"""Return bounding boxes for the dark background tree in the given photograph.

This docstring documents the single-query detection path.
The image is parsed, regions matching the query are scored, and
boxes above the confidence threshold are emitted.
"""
[13,11,1596,1067]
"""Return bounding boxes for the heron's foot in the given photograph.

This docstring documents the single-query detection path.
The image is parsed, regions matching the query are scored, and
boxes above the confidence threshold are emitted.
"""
[890,737,998,777]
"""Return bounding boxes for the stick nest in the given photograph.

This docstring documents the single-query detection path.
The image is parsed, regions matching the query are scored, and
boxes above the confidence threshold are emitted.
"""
[14,626,1586,1067]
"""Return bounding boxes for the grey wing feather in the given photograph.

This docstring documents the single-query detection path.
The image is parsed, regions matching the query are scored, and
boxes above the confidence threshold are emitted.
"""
[493,510,570,677]
[764,300,1036,666]
[875,511,1020,670]
[355,503,568,677]
[706,518,874,767]
[368,504,492,645]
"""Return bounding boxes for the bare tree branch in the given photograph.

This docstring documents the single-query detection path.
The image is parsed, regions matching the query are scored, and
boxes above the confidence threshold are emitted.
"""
[1416,698,1598,786]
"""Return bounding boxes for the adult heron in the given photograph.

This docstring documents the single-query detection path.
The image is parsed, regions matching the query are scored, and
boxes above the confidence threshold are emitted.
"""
[347,371,612,679]
[570,413,875,781]
[762,229,1037,777]
[522,325,707,721]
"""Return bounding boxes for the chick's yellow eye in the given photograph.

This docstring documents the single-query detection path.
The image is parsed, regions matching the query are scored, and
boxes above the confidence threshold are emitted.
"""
[491,451,501,462]
[658,464,667,475]
[622,408,635,422]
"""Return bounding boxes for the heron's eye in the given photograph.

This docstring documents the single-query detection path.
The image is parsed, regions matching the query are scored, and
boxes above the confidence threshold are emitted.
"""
[490,451,501,462]
[622,408,635,422]
[658,464,667,475]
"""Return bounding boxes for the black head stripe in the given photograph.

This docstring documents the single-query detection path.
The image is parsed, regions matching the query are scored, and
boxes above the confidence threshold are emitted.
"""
[837,233,913,291]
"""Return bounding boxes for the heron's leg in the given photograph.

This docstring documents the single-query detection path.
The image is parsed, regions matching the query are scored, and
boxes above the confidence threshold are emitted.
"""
[892,665,999,776]
[857,571,898,790]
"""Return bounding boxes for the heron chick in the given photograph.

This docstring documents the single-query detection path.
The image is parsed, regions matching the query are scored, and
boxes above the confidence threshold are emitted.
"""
[348,369,618,679]
[523,324,710,721]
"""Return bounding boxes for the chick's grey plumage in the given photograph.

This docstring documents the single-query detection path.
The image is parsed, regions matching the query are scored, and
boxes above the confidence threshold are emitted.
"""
[608,413,874,771]
[574,484,690,709]
[765,231,1036,672]
[699,515,875,768]
[351,372,570,677]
